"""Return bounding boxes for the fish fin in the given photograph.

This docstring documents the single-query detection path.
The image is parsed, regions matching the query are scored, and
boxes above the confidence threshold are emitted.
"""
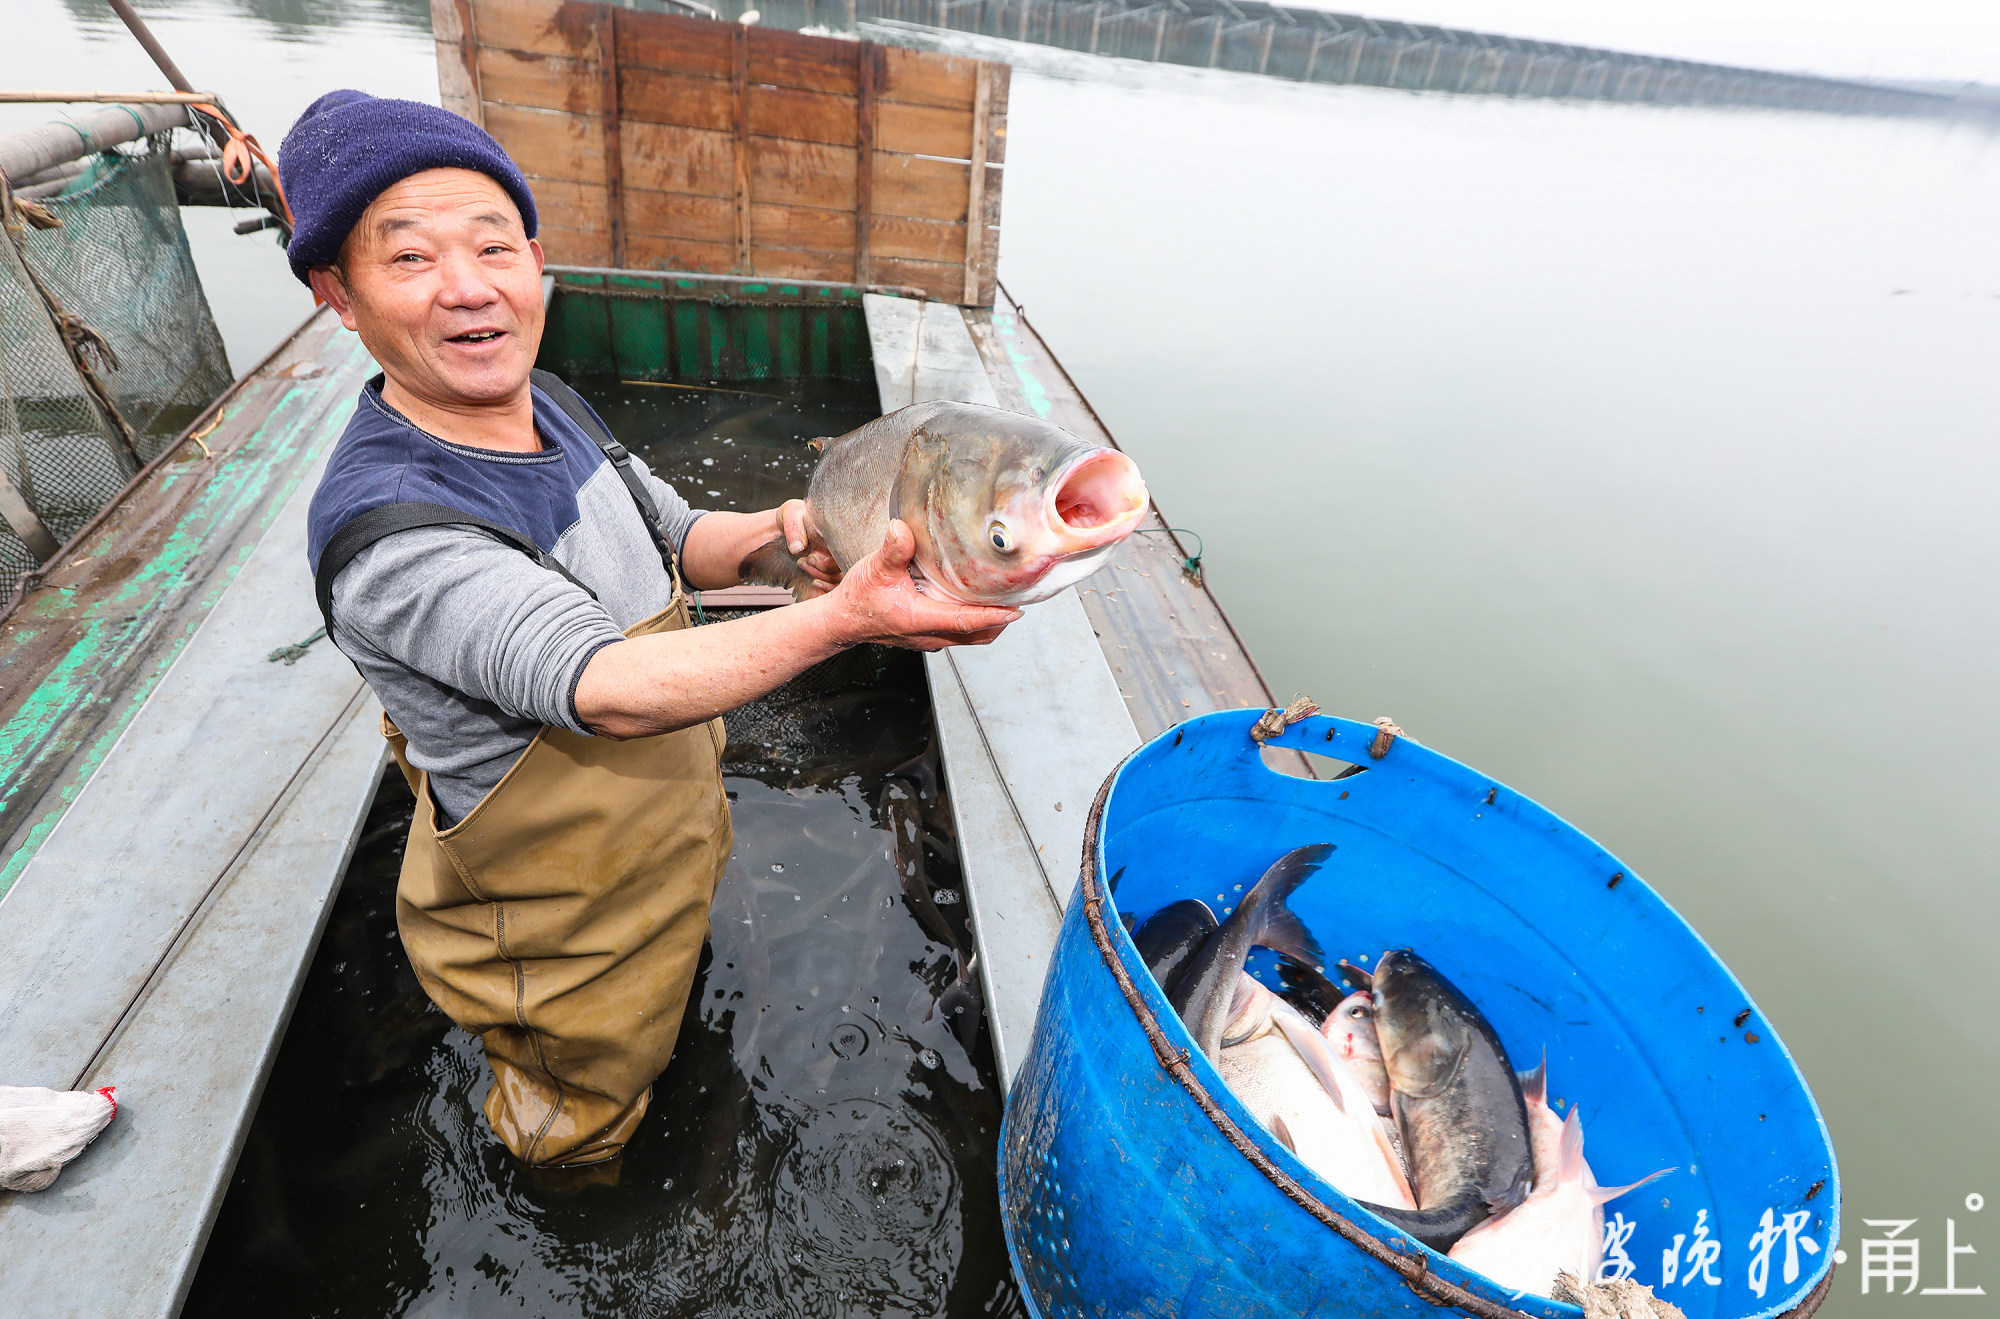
[1484,1157,1536,1214]
[737,537,817,599]
[1220,975,1268,1046]
[1108,865,1127,897]
[1336,960,1374,991]
[1271,1112,1298,1155]
[1372,1113,1417,1207]
[1592,1166,1676,1206]
[1270,1000,1346,1114]
[1518,1050,1547,1106]
[1246,843,1332,967]
[1275,958,1344,1025]
[1560,1105,1586,1182]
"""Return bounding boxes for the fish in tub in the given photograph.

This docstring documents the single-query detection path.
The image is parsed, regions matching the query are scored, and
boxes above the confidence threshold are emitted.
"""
[1133,846,1674,1304]
[1001,709,1838,1319]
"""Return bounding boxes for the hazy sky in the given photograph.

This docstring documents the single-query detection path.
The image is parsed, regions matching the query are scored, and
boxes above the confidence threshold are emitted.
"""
[1336,0,2000,84]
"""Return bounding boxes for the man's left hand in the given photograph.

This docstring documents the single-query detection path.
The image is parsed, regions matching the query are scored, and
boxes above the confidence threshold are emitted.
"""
[778,499,841,594]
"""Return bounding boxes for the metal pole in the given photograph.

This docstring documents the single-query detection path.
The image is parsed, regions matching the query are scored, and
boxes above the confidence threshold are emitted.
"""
[103,0,198,94]
[0,90,216,105]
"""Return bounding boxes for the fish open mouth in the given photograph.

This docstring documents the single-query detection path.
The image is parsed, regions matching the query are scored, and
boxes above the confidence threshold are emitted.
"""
[1051,449,1147,542]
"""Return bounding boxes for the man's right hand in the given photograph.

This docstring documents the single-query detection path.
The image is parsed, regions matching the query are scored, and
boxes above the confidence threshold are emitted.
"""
[822,519,1020,651]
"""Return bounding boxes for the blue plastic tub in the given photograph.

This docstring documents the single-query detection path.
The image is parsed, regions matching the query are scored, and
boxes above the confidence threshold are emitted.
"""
[999,711,1837,1319]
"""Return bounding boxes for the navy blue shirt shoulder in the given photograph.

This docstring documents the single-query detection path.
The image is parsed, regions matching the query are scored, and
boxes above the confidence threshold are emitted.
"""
[308,376,626,575]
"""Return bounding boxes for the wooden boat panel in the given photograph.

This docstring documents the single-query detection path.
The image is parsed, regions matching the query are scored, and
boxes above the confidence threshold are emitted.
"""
[618,68,737,132]
[438,0,1007,302]
[0,442,368,1091]
[924,660,1066,1086]
[0,401,388,1308]
[0,311,375,892]
[878,42,982,109]
[460,0,600,61]
[0,694,383,1316]
[475,45,603,116]
[483,100,609,186]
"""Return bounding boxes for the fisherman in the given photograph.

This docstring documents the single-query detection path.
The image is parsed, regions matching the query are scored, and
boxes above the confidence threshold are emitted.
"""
[279,91,1019,1169]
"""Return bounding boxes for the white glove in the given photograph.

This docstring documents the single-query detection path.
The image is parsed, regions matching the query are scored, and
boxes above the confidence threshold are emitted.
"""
[0,1085,117,1192]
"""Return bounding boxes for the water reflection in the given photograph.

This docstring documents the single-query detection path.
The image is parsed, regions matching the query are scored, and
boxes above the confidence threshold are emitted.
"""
[582,376,879,515]
[58,0,432,40]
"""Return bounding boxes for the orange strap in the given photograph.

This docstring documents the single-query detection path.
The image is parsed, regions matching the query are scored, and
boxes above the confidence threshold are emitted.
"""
[189,102,294,228]
[189,102,319,303]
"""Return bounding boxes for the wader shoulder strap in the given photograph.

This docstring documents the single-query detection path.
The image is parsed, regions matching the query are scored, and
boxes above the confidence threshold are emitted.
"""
[314,500,596,638]
[530,368,685,591]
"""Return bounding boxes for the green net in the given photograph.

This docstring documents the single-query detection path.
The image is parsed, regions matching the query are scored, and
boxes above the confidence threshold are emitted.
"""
[0,133,233,601]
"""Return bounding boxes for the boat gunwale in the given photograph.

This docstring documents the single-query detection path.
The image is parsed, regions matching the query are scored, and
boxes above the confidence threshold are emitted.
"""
[0,302,332,623]
[545,263,934,307]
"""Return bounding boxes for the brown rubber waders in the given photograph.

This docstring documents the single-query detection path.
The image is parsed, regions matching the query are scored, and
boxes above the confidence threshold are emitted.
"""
[384,596,731,1167]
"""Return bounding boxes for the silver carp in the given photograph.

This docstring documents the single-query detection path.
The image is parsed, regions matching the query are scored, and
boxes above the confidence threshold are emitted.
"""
[1168,844,1332,1063]
[1448,1062,1671,1297]
[1219,976,1416,1210]
[742,400,1148,606]
[1356,949,1534,1253]
[1132,898,1220,1000]
[1323,989,1392,1116]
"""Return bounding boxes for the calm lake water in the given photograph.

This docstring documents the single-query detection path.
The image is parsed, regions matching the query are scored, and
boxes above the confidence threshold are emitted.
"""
[9,2,1999,1315]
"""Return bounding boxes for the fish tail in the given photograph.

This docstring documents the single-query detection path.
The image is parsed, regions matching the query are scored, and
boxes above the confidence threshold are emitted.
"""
[1518,1051,1548,1106]
[1593,1166,1676,1206]
[1560,1105,1586,1181]
[1245,843,1332,967]
[738,537,818,599]
[1355,1198,1493,1254]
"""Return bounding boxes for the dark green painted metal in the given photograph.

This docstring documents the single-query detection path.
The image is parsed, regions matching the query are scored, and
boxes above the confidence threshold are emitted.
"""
[538,267,875,385]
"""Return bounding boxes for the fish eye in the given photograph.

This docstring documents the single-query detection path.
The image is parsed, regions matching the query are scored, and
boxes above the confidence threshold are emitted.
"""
[988,521,1012,552]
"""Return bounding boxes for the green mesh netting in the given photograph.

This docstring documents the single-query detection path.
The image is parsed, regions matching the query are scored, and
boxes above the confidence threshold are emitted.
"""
[0,133,232,601]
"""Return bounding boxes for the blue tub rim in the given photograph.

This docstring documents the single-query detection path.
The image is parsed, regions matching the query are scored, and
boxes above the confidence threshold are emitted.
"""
[1053,709,1837,1319]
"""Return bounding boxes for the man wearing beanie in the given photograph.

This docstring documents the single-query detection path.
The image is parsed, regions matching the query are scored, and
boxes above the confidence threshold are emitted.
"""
[283,91,1018,1169]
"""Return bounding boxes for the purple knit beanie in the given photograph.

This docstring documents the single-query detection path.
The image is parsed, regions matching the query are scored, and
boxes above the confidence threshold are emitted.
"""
[277,90,539,286]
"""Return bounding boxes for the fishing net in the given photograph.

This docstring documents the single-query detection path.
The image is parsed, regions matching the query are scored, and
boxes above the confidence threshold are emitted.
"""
[0,132,232,602]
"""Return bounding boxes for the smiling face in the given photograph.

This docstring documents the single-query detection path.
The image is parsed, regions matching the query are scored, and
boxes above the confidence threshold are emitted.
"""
[310,168,544,412]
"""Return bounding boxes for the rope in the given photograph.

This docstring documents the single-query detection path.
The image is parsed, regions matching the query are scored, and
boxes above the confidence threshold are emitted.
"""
[0,173,143,468]
[188,102,293,230]
[1369,716,1404,759]
[1250,695,1319,746]
[267,625,328,665]
[1134,525,1204,585]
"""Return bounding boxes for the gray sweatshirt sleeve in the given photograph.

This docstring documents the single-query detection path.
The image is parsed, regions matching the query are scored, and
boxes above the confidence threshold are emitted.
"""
[328,525,625,732]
